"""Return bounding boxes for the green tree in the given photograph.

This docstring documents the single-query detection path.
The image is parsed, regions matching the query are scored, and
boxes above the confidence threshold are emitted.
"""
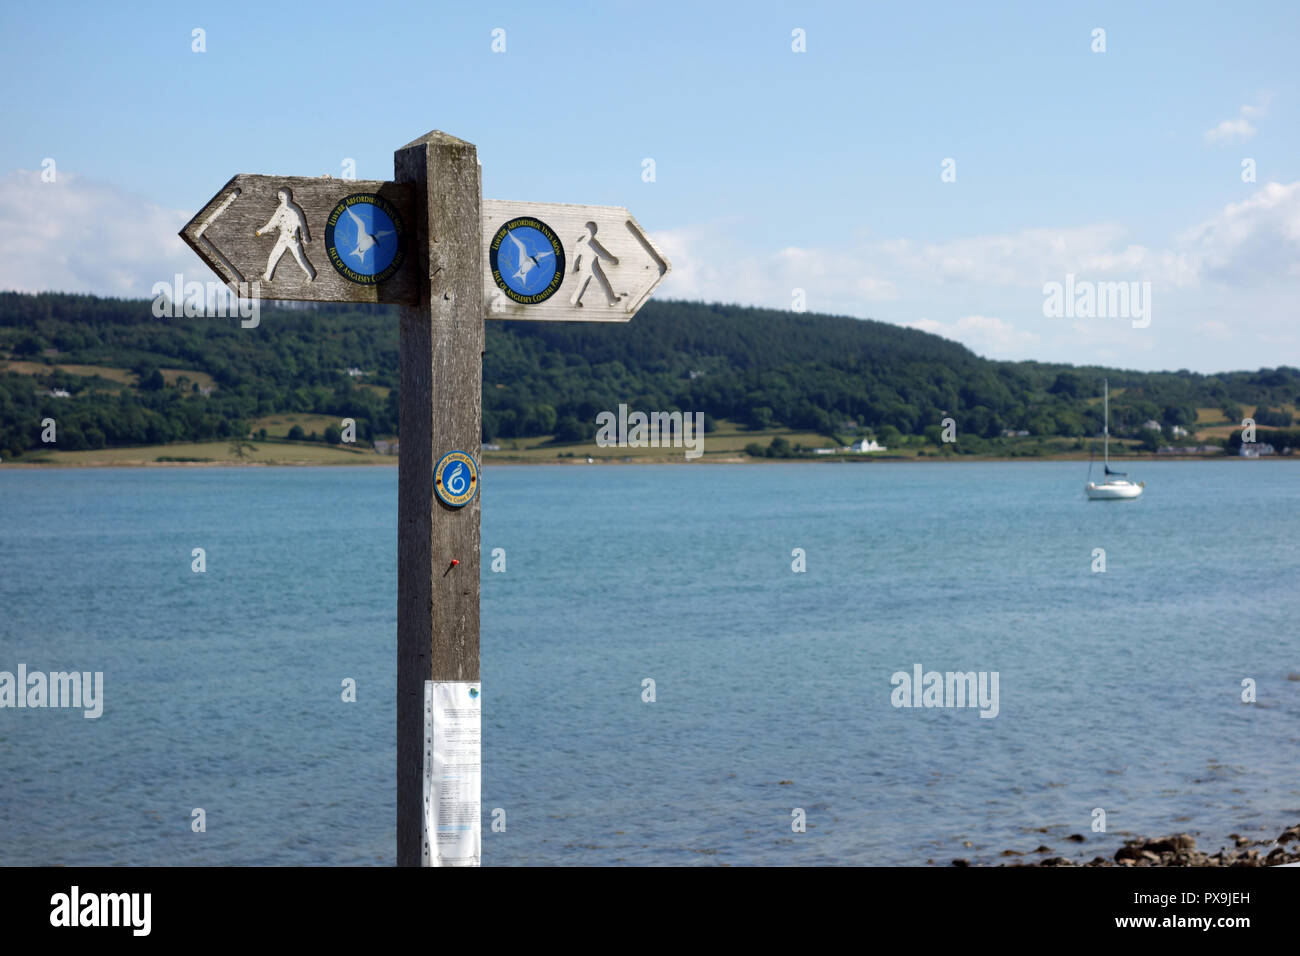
[1048,372,1083,398]
[553,416,588,443]
[529,403,558,435]
[877,424,902,446]
[13,334,44,356]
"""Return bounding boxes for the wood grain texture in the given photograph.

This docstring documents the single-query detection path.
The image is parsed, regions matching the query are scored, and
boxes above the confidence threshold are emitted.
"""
[180,174,419,305]
[395,131,483,867]
[481,199,670,322]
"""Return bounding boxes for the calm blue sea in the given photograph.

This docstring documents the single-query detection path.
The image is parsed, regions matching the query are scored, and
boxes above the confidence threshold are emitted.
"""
[1,461,1298,866]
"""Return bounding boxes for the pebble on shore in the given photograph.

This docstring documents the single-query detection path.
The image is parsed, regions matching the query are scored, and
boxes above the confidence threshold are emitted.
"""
[962,823,1300,867]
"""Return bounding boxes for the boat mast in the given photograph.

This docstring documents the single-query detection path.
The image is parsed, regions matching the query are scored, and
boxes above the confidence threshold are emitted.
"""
[1103,378,1109,468]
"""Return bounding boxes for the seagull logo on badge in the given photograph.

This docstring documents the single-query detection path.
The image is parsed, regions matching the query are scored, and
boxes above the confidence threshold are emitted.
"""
[345,206,395,263]
[506,229,554,287]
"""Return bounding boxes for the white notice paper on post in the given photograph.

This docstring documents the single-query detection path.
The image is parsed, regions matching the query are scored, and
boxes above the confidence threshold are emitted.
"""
[422,680,481,866]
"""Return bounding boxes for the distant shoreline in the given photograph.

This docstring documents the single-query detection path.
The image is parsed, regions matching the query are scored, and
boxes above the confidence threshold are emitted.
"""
[3,452,1295,469]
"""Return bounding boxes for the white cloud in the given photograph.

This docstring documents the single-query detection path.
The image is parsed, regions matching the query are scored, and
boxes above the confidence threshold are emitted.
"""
[888,224,1196,290]
[659,216,1207,315]
[657,221,898,314]
[1177,181,1300,281]
[657,181,1300,370]
[1194,320,1232,341]
[1204,118,1256,144]
[0,170,192,296]
[1204,95,1270,144]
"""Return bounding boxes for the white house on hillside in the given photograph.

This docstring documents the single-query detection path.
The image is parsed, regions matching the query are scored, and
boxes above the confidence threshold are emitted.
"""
[852,438,886,453]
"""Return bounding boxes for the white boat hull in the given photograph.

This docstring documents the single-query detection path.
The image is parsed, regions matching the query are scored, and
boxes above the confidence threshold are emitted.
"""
[1086,381,1144,499]
[1085,480,1143,500]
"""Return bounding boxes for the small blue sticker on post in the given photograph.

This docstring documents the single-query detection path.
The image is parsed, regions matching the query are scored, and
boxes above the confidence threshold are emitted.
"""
[434,451,478,508]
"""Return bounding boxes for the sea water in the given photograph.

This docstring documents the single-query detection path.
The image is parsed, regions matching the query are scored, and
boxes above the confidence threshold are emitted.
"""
[1,461,1297,865]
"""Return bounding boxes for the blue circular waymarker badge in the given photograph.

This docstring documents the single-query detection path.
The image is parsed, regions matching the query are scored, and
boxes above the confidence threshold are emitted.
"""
[434,451,478,508]
[489,217,565,304]
[325,194,404,285]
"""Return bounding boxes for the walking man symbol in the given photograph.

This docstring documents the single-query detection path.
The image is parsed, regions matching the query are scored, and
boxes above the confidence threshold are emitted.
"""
[256,188,317,282]
[569,221,623,308]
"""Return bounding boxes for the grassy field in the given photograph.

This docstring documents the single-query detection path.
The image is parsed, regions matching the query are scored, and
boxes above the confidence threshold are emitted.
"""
[1,359,217,390]
[250,413,348,438]
[159,368,217,389]
[1196,406,1237,424]
[1192,405,1299,440]
[2,436,1264,467]
[3,417,1166,467]
[4,415,1275,468]
[11,440,389,467]
[3,360,134,383]
[483,419,837,462]
[480,420,1136,462]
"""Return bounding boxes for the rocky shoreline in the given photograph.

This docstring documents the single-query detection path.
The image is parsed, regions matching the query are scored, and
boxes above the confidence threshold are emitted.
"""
[948,823,1300,867]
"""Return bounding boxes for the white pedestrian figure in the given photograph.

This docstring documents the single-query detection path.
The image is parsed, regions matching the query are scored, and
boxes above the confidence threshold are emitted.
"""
[256,188,316,281]
[569,221,622,307]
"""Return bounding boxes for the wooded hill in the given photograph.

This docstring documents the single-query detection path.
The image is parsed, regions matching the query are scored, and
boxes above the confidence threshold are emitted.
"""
[0,291,1296,457]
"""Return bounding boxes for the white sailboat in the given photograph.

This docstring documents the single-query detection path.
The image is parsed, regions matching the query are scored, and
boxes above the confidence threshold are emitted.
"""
[1085,378,1144,500]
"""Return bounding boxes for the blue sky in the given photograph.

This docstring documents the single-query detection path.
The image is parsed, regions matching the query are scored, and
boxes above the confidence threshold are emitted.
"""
[2,0,1297,372]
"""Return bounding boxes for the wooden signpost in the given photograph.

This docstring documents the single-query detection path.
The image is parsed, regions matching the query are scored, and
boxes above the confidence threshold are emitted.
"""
[180,129,670,866]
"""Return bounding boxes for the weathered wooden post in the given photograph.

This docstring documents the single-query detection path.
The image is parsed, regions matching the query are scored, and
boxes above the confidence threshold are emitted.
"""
[394,131,482,867]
